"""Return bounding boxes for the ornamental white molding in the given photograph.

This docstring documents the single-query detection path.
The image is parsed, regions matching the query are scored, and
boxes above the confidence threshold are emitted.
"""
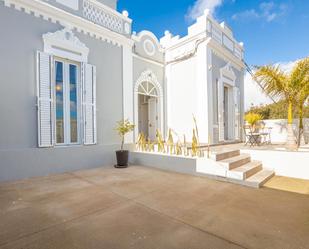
[134,70,163,98]
[2,0,134,47]
[220,62,236,86]
[43,27,89,62]
[132,30,164,53]
[133,70,164,142]
[143,39,156,56]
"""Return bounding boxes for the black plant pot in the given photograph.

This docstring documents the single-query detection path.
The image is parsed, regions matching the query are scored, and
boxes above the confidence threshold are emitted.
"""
[115,150,129,168]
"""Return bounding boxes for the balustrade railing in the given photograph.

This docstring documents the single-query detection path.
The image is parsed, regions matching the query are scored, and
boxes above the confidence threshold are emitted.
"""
[82,0,130,35]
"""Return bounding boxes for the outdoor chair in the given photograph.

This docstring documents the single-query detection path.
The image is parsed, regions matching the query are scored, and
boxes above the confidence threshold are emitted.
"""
[244,126,261,147]
[259,126,272,145]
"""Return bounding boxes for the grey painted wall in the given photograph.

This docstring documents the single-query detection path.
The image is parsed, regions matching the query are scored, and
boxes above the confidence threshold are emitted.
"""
[133,58,164,90]
[43,0,117,13]
[42,0,83,16]
[0,4,124,182]
[97,0,117,9]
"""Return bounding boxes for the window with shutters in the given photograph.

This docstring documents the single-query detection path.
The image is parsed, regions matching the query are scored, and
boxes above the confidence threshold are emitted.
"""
[38,28,96,148]
[54,58,81,145]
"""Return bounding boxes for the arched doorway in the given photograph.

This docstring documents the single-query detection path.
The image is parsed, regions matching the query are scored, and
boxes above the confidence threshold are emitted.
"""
[134,70,163,142]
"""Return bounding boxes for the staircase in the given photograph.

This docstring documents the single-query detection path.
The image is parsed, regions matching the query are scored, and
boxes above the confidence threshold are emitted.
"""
[210,149,275,188]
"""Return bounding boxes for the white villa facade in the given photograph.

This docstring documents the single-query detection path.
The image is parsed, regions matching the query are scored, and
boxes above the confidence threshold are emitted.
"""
[161,11,245,144]
[0,0,245,182]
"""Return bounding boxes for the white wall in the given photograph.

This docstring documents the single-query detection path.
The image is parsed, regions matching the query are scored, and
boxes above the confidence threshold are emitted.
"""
[167,57,198,142]
[261,119,309,144]
[241,149,309,180]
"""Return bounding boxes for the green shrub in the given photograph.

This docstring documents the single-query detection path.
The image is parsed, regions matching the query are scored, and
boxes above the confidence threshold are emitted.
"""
[245,112,263,130]
[115,119,135,150]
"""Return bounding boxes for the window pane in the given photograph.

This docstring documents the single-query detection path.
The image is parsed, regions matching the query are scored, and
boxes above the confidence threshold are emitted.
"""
[55,61,64,144]
[69,64,78,143]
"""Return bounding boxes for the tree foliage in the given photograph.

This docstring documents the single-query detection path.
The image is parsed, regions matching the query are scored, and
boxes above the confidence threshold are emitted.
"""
[245,112,263,130]
[253,57,309,124]
[247,100,309,120]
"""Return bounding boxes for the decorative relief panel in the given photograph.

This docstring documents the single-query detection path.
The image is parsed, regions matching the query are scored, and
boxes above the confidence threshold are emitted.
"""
[212,26,222,44]
[234,47,242,59]
[223,34,234,52]
[83,0,125,34]
[208,19,243,60]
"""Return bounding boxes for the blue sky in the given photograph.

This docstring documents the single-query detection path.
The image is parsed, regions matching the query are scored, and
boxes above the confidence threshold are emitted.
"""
[118,0,309,66]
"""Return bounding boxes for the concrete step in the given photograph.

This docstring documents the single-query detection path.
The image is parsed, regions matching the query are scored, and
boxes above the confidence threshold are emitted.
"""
[227,161,263,180]
[218,154,251,170]
[211,149,240,161]
[245,170,275,188]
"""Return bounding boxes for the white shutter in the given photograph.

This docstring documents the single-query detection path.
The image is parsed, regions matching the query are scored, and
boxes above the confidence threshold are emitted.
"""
[234,87,240,140]
[218,79,224,142]
[37,51,54,147]
[82,63,97,145]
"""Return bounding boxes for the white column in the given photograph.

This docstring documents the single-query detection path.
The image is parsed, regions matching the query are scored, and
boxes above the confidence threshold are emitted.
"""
[218,72,224,142]
[234,86,240,140]
[206,47,213,144]
[196,40,209,143]
[165,63,172,138]
[122,44,134,143]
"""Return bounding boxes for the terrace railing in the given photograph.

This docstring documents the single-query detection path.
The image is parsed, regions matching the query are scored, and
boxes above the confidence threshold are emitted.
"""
[82,0,131,35]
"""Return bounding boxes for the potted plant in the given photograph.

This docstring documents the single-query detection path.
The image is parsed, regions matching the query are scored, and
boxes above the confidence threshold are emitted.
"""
[115,119,135,168]
[245,112,263,133]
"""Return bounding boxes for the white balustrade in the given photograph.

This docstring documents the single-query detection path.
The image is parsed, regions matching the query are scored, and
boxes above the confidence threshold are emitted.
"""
[83,0,128,34]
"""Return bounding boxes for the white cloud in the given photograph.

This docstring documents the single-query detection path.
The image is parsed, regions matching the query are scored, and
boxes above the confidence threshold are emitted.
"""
[245,72,274,111]
[186,0,223,21]
[232,9,259,20]
[232,1,288,22]
[244,60,297,111]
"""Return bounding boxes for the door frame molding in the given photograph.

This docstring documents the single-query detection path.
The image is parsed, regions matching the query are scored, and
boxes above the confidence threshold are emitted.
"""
[134,70,163,142]
[218,62,236,142]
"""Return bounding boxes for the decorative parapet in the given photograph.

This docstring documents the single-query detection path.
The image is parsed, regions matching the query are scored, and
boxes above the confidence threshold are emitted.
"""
[206,18,244,60]
[161,9,244,62]
[2,0,134,47]
[82,0,131,35]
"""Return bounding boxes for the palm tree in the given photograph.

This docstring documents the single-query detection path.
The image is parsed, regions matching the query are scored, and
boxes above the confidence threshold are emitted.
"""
[293,58,309,145]
[253,59,309,149]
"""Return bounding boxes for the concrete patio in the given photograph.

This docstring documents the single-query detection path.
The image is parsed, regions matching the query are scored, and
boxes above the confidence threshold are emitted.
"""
[0,166,308,249]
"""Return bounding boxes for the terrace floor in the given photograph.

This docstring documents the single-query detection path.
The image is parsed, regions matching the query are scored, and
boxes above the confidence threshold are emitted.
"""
[208,142,309,152]
[0,166,308,249]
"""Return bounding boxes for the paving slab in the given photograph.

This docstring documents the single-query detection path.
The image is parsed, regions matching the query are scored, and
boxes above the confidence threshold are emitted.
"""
[0,185,125,246]
[0,165,308,249]
[0,202,243,249]
[178,187,309,249]
[264,176,309,195]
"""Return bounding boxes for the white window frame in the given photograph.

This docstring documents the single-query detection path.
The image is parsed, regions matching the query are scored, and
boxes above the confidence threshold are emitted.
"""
[39,27,97,147]
[54,57,82,146]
